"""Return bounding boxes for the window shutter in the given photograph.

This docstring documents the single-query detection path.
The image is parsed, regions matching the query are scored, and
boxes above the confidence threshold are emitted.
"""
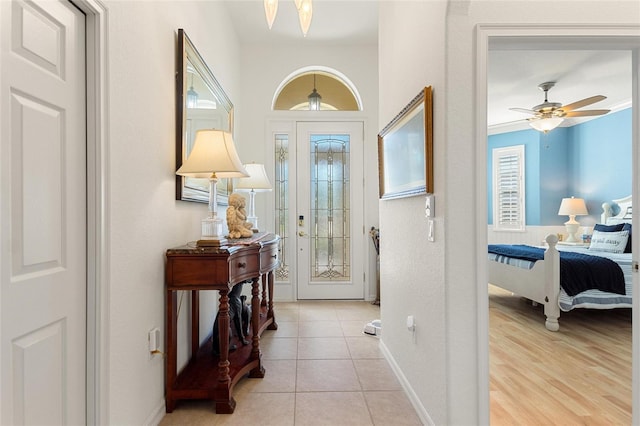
[493,145,525,231]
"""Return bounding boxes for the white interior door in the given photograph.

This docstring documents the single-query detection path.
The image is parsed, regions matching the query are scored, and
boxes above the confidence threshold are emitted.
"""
[295,122,364,299]
[0,0,87,424]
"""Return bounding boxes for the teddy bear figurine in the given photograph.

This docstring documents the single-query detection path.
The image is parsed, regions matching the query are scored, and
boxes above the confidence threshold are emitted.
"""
[226,193,254,239]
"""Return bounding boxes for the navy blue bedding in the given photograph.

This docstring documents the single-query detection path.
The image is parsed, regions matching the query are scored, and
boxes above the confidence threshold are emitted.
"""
[488,244,626,296]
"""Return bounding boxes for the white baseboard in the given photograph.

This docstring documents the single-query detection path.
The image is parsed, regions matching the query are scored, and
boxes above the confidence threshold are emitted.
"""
[145,399,166,426]
[379,339,432,426]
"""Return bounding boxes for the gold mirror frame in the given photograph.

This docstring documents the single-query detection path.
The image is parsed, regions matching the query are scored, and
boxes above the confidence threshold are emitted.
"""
[175,28,234,204]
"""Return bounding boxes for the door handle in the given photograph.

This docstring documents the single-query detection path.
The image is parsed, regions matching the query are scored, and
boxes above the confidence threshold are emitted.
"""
[298,231,308,237]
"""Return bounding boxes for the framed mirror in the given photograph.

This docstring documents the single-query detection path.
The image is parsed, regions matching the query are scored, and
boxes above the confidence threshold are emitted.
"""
[176,28,234,204]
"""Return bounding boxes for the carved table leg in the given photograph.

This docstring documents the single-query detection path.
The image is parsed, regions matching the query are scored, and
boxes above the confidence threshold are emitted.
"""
[249,276,265,378]
[261,273,267,307]
[215,288,236,414]
[165,289,177,413]
[267,270,278,330]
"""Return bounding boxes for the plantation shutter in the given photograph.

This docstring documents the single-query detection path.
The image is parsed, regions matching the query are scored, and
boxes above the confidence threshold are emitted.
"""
[493,145,525,231]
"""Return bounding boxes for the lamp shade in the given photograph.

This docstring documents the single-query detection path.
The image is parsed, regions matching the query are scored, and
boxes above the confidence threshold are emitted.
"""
[529,117,564,133]
[176,130,248,178]
[235,163,272,192]
[558,197,588,216]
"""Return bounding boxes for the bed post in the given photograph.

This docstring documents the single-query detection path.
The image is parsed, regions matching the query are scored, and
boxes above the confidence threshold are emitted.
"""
[543,234,560,331]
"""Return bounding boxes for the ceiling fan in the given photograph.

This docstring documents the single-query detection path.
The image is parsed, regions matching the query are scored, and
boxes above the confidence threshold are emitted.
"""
[510,81,610,132]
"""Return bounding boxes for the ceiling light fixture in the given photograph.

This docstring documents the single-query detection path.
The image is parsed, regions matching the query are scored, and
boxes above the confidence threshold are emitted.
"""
[263,0,313,36]
[308,74,321,111]
[297,0,312,36]
[264,0,278,29]
[186,73,198,108]
[529,116,564,133]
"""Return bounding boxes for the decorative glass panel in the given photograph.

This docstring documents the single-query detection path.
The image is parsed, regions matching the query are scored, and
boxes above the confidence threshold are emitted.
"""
[310,135,351,281]
[274,134,290,280]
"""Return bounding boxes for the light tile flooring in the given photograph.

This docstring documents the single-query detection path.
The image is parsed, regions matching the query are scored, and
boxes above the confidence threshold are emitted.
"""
[159,301,423,426]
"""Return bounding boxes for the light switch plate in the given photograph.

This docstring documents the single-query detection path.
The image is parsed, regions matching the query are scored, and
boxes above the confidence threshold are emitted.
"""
[428,219,435,242]
[425,195,434,218]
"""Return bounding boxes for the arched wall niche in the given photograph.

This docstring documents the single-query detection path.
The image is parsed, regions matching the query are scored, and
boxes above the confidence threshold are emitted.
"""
[272,66,363,111]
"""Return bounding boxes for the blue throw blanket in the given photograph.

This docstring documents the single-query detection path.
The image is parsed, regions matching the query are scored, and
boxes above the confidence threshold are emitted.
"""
[488,244,626,296]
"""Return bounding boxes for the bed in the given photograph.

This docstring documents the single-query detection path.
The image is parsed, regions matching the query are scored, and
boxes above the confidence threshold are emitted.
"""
[488,195,633,331]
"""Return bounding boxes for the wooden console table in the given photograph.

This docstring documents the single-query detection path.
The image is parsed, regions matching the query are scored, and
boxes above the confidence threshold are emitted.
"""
[165,233,279,413]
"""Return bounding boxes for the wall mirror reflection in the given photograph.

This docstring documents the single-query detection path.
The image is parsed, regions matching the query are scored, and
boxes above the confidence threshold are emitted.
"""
[176,28,234,204]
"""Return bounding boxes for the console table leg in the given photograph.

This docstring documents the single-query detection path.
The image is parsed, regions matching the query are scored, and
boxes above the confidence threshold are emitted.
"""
[165,289,177,413]
[249,277,265,378]
[261,273,267,307]
[267,270,278,330]
[215,397,236,414]
[215,288,234,412]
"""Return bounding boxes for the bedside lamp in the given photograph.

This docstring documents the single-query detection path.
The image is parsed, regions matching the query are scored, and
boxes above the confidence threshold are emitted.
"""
[558,196,588,243]
[234,163,272,231]
[176,130,248,246]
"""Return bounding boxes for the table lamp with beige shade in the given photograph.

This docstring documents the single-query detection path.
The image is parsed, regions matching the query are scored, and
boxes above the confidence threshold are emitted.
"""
[176,129,248,246]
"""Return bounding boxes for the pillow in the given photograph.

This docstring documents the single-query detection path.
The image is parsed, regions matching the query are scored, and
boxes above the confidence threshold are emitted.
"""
[594,223,625,232]
[622,223,632,253]
[589,230,629,254]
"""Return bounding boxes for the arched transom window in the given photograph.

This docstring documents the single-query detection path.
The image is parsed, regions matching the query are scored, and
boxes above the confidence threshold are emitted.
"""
[273,68,362,111]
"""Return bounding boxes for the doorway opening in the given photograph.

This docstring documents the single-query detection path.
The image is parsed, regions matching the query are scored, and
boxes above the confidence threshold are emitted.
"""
[477,28,639,424]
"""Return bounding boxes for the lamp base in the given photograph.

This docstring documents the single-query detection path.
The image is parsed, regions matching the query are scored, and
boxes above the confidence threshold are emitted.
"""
[564,220,580,243]
[199,215,227,246]
[247,215,259,232]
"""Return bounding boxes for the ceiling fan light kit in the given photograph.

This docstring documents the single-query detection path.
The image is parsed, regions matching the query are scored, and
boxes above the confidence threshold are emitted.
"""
[529,116,564,133]
[510,81,610,133]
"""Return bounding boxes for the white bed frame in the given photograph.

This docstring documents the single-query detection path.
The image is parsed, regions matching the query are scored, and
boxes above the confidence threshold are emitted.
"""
[602,195,633,225]
[488,195,632,331]
[489,234,561,331]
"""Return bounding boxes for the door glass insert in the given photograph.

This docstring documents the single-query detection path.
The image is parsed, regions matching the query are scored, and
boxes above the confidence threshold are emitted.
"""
[310,135,350,281]
[274,134,290,280]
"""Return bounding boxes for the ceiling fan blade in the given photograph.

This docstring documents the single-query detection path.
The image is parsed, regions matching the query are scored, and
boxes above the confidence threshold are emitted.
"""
[563,109,610,117]
[561,95,606,112]
[509,107,538,115]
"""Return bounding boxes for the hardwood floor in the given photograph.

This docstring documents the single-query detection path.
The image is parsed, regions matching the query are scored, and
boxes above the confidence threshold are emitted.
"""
[489,284,632,425]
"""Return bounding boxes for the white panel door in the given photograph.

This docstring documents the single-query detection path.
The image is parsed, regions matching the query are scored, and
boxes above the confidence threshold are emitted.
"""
[296,122,364,299]
[0,1,86,424]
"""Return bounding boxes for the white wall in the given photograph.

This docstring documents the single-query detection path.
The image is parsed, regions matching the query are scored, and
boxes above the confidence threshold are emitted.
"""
[380,0,639,424]
[97,0,639,423]
[104,1,240,423]
[237,42,379,301]
[378,1,448,424]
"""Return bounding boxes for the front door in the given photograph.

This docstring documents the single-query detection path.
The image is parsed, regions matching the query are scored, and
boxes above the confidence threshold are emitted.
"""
[0,0,87,423]
[294,122,364,299]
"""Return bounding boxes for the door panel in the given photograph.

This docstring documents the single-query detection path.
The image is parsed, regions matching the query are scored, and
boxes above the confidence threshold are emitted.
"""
[296,122,364,299]
[1,0,86,424]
